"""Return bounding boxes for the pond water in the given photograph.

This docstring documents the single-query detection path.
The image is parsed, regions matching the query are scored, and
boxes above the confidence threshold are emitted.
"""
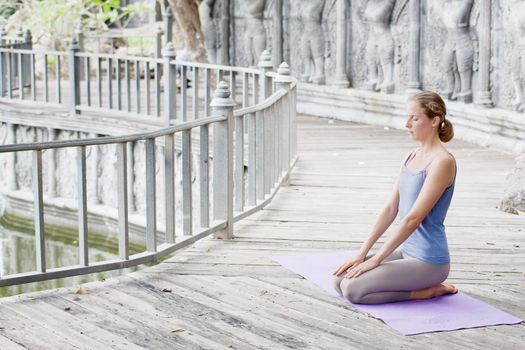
[0,224,142,298]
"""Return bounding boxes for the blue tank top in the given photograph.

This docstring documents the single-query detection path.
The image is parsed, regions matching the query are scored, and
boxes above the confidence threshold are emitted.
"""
[399,151,456,265]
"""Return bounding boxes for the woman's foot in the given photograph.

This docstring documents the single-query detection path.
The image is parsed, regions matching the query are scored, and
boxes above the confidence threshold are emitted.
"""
[410,283,458,300]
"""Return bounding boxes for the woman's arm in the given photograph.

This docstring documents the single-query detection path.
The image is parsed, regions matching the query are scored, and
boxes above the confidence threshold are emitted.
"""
[356,174,400,258]
[345,155,456,278]
[333,167,401,276]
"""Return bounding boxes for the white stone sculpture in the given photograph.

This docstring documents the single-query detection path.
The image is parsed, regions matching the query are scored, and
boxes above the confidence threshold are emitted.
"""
[300,0,326,85]
[433,0,478,103]
[199,0,217,64]
[244,0,267,67]
[360,0,407,94]
[510,0,525,112]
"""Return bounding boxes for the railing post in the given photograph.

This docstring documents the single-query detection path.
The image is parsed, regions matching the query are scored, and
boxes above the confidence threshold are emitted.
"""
[0,26,5,46]
[76,28,85,80]
[211,81,236,239]
[23,29,32,87]
[258,50,273,196]
[164,6,173,46]
[0,27,6,97]
[68,38,81,115]
[155,26,162,59]
[259,49,273,100]
[16,26,23,39]
[15,27,23,90]
[162,42,177,125]
[275,62,294,186]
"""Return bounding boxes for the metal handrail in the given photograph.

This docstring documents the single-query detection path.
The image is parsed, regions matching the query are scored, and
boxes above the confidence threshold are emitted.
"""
[0,115,226,152]
[0,46,297,286]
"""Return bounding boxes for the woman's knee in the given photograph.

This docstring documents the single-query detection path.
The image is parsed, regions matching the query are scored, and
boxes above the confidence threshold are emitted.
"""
[333,275,344,295]
[340,278,365,304]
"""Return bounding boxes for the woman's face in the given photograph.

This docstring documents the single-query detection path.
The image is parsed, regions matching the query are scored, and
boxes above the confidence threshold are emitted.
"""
[405,100,438,142]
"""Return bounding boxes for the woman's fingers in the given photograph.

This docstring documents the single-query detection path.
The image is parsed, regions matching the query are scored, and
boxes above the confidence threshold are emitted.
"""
[345,264,362,279]
[334,261,354,276]
[333,263,349,276]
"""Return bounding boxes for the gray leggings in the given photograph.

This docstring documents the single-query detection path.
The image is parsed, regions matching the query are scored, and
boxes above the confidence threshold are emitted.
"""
[333,250,450,304]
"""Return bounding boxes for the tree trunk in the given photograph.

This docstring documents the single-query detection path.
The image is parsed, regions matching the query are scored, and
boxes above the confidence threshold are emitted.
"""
[167,0,207,62]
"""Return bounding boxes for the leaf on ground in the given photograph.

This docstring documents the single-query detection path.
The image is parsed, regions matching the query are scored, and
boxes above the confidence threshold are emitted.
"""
[75,287,86,295]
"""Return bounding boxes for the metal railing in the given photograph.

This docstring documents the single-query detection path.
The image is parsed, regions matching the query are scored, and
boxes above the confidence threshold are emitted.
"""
[0,41,268,123]
[0,28,32,96]
[0,49,297,286]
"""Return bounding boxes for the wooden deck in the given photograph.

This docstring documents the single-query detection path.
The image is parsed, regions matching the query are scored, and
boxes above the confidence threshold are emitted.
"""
[1,115,524,349]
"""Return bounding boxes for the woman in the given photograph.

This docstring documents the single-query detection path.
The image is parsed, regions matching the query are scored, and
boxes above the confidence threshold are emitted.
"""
[333,91,458,304]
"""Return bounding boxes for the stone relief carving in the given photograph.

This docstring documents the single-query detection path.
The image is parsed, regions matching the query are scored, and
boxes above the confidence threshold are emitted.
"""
[0,124,9,189]
[300,0,326,84]
[15,126,36,190]
[359,0,407,94]
[243,0,267,67]
[56,131,79,199]
[510,0,525,112]
[432,0,478,103]
[199,0,218,64]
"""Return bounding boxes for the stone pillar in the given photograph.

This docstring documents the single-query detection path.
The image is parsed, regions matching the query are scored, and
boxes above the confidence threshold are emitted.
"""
[475,0,493,107]
[406,0,421,92]
[273,0,283,71]
[220,0,230,65]
[333,0,349,88]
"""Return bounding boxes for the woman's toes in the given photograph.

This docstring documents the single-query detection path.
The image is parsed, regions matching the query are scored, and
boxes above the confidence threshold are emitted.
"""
[443,283,458,294]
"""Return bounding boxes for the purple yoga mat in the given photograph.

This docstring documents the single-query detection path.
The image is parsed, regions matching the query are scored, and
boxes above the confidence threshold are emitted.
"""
[271,250,523,335]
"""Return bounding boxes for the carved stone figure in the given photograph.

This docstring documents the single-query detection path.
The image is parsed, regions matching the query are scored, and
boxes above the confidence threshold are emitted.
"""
[199,0,217,64]
[360,0,406,94]
[300,0,326,84]
[433,0,478,103]
[510,0,525,112]
[244,0,267,67]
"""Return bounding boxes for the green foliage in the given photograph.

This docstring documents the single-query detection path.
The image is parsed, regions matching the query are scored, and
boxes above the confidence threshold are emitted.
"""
[0,0,22,25]
[3,0,154,50]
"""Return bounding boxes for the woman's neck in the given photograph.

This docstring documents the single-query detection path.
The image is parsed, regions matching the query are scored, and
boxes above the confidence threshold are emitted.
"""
[418,137,442,156]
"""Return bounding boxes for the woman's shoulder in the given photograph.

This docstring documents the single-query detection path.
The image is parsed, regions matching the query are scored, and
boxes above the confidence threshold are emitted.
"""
[429,150,456,173]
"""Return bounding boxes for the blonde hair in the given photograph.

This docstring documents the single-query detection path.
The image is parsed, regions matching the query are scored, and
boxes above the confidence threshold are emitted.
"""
[409,91,454,143]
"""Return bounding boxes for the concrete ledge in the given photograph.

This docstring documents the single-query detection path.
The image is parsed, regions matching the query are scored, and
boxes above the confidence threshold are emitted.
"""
[297,83,525,155]
[0,190,165,247]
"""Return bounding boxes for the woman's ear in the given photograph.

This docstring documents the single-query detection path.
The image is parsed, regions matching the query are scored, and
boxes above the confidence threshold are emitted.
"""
[432,116,441,128]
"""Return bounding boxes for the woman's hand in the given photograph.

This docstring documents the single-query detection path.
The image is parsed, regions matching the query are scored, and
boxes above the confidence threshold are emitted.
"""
[344,258,380,279]
[333,254,366,276]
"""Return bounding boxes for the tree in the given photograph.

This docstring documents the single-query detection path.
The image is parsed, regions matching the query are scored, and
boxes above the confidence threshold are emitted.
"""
[166,0,207,62]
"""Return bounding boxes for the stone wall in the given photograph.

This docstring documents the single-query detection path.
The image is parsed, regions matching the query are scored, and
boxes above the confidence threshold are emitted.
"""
[199,0,525,215]
[202,0,525,112]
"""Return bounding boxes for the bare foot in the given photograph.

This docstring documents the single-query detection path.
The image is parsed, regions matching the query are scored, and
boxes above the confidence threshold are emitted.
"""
[410,283,458,300]
[432,283,458,297]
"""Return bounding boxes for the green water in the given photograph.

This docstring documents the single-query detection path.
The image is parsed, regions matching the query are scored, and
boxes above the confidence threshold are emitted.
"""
[0,215,145,298]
